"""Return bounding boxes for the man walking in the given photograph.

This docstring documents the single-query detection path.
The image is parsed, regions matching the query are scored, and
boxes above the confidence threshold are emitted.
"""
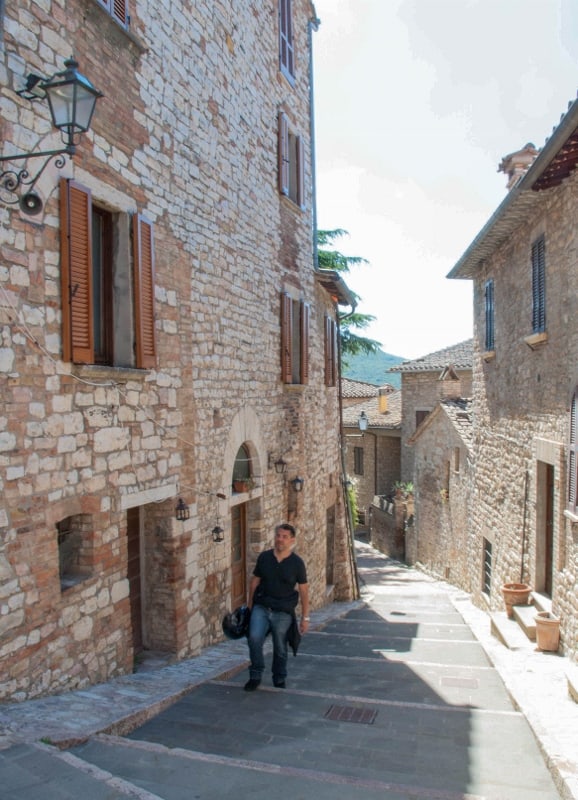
[244,523,309,691]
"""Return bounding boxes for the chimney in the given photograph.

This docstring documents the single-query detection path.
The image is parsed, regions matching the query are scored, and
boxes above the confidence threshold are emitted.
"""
[378,387,388,413]
[498,142,539,190]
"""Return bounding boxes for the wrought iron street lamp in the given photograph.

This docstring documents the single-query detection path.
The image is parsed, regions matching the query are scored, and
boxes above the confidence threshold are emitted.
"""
[0,58,103,213]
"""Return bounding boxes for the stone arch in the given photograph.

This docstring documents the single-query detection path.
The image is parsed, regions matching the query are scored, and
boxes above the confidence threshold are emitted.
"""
[222,405,265,491]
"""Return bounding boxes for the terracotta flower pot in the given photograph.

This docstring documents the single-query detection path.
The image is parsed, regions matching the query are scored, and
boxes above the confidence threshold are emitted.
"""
[501,582,531,618]
[535,611,560,652]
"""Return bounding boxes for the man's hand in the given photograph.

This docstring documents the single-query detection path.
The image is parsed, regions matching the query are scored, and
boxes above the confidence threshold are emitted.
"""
[299,617,310,634]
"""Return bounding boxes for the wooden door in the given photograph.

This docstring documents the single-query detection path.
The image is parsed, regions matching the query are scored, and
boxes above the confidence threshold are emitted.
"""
[231,504,247,609]
[544,465,554,597]
[127,506,143,652]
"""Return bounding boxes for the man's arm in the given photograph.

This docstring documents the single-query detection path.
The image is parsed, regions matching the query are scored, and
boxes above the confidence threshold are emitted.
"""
[247,575,261,609]
[298,582,309,633]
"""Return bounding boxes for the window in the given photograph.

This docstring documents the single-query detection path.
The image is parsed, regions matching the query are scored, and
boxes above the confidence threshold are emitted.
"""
[569,389,578,514]
[483,538,492,595]
[97,0,129,27]
[324,316,338,387]
[454,447,461,473]
[354,446,364,476]
[415,410,430,429]
[60,179,156,368]
[484,279,495,351]
[278,111,305,208]
[279,0,295,83]
[531,235,546,333]
[281,292,309,384]
[57,515,93,591]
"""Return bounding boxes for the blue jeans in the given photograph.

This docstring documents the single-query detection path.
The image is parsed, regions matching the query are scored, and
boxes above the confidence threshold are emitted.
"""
[247,604,292,682]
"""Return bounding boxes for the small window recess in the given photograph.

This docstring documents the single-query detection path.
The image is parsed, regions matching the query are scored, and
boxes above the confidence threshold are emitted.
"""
[57,515,93,591]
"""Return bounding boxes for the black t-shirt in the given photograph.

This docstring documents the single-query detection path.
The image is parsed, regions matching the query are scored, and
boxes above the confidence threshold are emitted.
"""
[253,549,307,613]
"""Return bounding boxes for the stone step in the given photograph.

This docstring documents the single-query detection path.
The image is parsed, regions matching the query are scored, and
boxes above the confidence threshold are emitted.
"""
[490,611,535,651]
[512,603,537,641]
[531,591,553,615]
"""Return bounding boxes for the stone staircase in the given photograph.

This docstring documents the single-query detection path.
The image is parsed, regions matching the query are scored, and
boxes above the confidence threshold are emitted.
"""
[490,591,552,650]
[490,592,578,704]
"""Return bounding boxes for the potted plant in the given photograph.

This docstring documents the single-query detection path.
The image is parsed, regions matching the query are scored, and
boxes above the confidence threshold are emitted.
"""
[501,582,532,618]
[535,611,560,652]
[232,477,254,493]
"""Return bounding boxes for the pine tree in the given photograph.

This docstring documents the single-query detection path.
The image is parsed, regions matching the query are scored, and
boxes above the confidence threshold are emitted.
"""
[317,229,381,359]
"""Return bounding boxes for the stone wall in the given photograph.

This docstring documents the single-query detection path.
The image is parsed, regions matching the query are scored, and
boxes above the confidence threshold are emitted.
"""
[400,370,472,483]
[0,0,355,700]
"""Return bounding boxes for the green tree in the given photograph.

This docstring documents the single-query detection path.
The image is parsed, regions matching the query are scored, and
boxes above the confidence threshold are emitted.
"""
[317,229,381,359]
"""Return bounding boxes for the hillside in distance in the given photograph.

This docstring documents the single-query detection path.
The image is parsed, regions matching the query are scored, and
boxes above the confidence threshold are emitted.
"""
[342,349,406,389]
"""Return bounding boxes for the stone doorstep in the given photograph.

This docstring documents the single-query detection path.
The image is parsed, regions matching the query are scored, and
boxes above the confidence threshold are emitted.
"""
[513,604,537,641]
[490,611,535,651]
[567,664,578,704]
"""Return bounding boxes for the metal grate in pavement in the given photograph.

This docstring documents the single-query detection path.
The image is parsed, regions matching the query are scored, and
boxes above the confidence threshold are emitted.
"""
[324,704,377,724]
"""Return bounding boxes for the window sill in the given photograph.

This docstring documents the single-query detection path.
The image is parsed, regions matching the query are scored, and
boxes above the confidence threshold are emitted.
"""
[482,350,496,362]
[88,0,148,52]
[71,364,149,383]
[564,509,578,524]
[524,331,548,350]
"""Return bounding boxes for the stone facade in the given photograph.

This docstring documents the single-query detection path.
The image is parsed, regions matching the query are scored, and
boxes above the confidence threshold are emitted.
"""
[449,110,578,663]
[0,0,356,700]
[407,400,473,588]
[390,341,473,484]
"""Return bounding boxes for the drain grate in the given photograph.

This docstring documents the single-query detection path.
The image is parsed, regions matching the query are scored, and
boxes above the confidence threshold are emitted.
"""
[324,704,377,724]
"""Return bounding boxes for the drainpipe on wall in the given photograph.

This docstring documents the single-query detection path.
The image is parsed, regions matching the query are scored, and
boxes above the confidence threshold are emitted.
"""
[308,14,321,270]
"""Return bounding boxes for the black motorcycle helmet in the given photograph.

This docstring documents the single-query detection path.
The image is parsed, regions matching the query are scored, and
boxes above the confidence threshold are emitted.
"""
[222,605,251,639]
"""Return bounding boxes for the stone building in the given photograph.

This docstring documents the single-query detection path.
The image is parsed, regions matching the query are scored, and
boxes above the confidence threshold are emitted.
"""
[388,341,473,484]
[341,386,402,552]
[407,398,473,585]
[448,100,578,662]
[0,0,356,700]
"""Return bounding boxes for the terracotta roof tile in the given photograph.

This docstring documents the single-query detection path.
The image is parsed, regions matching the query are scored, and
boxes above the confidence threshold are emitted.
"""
[341,391,402,430]
[389,339,473,373]
[340,378,395,399]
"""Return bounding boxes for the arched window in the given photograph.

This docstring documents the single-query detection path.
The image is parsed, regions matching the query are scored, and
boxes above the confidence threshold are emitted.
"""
[232,444,253,493]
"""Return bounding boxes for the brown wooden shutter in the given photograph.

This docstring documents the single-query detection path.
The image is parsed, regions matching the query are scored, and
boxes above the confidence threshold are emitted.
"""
[278,111,290,197]
[325,316,336,387]
[569,391,578,512]
[296,135,305,209]
[300,301,309,384]
[281,291,292,383]
[112,0,128,25]
[60,179,94,364]
[133,215,156,369]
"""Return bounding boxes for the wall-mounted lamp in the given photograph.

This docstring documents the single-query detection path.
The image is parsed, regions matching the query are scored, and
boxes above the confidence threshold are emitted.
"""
[212,525,225,543]
[291,476,304,493]
[358,411,369,432]
[268,453,288,473]
[175,498,190,521]
[1,58,103,213]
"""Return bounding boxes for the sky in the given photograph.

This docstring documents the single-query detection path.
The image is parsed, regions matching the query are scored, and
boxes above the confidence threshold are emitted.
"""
[312,0,578,359]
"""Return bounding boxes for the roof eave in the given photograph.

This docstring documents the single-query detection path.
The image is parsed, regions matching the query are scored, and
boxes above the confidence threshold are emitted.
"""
[314,269,357,307]
[448,97,578,280]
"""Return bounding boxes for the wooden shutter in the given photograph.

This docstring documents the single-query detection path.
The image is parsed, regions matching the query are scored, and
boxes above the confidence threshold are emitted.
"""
[300,301,310,384]
[484,279,494,351]
[532,235,546,333]
[296,135,305,209]
[112,0,128,24]
[569,391,578,512]
[133,215,156,369]
[278,111,290,197]
[280,291,292,383]
[60,179,94,364]
[325,316,337,387]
